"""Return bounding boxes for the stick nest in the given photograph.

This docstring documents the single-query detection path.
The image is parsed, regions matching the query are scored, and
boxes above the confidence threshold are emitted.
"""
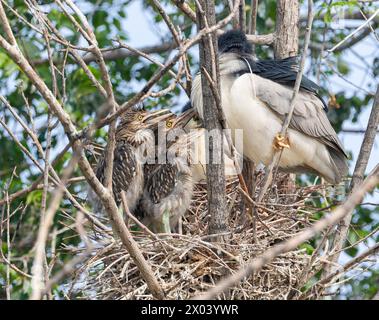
[69,172,345,300]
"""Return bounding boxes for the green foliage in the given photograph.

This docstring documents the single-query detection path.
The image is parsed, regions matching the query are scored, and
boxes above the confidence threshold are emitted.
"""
[0,0,377,300]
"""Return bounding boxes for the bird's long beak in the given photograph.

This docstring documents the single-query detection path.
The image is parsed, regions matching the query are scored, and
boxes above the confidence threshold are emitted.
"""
[172,109,196,128]
[143,108,176,126]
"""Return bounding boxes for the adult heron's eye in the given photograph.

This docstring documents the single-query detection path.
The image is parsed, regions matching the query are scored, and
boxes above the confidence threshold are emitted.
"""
[138,115,144,121]
[166,120,173,128]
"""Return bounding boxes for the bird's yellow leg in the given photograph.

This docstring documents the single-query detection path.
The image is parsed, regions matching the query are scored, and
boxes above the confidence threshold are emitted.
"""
[155,210,171,234]
[161,210,171,234]
[273,133,290,150]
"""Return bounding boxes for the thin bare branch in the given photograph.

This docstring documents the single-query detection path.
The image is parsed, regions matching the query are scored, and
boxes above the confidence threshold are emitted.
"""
[172,0,197,22]
[351,86,379,190]
[151,0,181,46]
[322,86,379,280]
[0,1,17,45]
[327,8,379,53]
[256,0,313,203]
[31,154,79,300]
[246,33,275,45]
[194,166,379,300]
[248,0,258,34]
[97,3,243,128]
[0,9,164,299]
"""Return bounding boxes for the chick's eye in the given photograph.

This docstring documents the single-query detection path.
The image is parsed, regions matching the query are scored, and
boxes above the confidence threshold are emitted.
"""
[137,115,144,121]
[166,120,173,128]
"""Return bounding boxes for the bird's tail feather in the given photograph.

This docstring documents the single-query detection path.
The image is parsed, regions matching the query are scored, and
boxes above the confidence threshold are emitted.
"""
[328,147,349,184]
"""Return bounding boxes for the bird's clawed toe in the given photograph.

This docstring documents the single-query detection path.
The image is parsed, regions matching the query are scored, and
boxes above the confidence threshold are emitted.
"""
[273,133,290,150]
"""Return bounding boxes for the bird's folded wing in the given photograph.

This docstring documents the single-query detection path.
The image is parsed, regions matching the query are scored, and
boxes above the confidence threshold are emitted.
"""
[255,57,315,91]
[111,142,137,195]
[253,74,346,157]
[146,163,178,204]
[253,57,327,110]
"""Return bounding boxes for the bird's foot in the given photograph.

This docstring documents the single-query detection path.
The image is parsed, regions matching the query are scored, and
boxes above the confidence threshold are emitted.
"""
[273,134,290,150]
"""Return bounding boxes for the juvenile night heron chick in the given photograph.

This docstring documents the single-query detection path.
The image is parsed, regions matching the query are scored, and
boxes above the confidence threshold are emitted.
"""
[88,103,173,215]
[137,109,196,234]
[191,30,348,184]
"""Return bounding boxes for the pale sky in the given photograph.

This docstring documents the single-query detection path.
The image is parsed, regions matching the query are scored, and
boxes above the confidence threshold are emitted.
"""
[122,1,379,298]
[123,0,379,177]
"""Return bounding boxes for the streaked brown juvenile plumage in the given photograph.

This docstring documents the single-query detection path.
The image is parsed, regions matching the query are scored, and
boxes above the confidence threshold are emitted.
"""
[145,163,179,204]
[94,141,138,206]
[87,103,174,215]
[136,110,196,233]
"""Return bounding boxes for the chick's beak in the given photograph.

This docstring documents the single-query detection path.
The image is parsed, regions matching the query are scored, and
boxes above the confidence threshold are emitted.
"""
[143,109,176,127]
[172,109,196,128]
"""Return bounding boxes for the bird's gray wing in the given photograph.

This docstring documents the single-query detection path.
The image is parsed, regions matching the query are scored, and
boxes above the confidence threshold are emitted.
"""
[146,163,178,204]
[252,74,347,157]
[253,56,328,110]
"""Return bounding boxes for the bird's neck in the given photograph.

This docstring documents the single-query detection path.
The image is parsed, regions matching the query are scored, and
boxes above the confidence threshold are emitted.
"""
[219,52,253,76]
[117,129,154,148]
[191,52,255,121]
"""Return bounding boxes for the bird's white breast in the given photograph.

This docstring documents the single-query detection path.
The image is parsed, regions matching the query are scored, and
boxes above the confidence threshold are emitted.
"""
[224,73,331,171]
[222,74,277,165]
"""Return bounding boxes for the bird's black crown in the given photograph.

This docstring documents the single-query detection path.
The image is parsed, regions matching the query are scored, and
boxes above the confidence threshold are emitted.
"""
[218,30,253,54]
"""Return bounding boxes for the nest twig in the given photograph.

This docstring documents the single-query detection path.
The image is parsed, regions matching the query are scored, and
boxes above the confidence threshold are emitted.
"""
[68,172,347,300]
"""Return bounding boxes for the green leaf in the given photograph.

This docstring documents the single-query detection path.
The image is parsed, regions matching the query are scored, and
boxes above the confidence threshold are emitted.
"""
[26,190,42,206]
[324,9,332,23]
[331,1,358,8]
[299,243,315,255]
[113,17,121,31]
[337,59,350,75]
[93,10,108,29]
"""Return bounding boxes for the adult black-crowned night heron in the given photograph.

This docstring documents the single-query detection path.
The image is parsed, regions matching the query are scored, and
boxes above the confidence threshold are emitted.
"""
[88,103,173,215]
[191,30,348,184]
[136,109,196,234]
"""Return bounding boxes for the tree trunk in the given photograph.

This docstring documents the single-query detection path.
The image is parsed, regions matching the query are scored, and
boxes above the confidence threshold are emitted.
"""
[274,0,299,195]
[196,1,227,238]
[274,0,299,59]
